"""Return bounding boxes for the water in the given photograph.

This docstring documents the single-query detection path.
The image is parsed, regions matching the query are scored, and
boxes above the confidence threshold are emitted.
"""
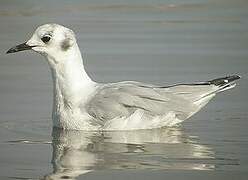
[0,0,248,179]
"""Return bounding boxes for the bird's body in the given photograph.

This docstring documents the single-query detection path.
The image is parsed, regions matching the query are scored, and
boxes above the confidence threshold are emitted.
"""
[7,24,240,130]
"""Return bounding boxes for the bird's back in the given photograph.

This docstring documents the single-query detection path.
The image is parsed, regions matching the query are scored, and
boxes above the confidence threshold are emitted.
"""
[85,75,240,130]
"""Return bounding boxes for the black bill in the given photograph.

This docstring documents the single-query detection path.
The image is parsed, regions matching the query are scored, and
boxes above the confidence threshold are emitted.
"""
[6,42,34,54]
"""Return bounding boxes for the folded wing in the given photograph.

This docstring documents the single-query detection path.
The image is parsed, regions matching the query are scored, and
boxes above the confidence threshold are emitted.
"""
[85,75,240,125]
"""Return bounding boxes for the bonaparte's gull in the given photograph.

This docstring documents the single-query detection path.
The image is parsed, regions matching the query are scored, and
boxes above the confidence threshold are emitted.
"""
[6,24,240,130]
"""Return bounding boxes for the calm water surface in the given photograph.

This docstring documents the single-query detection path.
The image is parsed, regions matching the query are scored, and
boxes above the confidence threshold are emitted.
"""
[0,0,248,179]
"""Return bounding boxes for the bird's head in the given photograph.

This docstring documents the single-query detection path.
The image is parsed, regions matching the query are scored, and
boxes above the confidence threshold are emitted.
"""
[7,23,77,64]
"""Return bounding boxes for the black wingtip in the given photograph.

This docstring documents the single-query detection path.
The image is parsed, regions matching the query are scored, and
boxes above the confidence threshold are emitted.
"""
[6,47,16,54]
[209,75,241,86]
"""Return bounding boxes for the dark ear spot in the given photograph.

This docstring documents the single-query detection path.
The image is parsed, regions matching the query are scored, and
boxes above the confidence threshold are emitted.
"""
[61,38,72,51]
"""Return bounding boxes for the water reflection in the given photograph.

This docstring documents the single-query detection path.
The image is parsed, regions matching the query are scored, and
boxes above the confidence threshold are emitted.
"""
[44,127,214,179]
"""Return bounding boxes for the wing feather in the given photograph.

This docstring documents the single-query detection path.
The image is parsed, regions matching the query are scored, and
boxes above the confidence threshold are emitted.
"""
[84,75,240,126]
[85,81,196,122]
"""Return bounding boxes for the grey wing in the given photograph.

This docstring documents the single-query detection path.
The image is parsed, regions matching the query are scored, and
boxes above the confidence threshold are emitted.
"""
[85,75,240,124]
[85,81,197,123]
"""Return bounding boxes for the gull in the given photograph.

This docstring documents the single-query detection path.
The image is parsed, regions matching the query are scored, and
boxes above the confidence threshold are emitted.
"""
[6,24,240,130]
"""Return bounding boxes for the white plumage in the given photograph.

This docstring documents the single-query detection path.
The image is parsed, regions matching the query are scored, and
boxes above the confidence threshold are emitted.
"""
[6,24,240,130]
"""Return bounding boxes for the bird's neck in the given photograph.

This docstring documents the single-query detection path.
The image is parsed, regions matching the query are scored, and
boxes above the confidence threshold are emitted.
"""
[47,45,96,113]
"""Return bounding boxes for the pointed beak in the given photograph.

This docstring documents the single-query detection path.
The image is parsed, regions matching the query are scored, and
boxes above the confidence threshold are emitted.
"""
[6,42,35,54]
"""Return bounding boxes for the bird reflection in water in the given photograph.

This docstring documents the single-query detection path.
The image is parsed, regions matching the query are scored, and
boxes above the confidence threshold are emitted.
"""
[43,127,214,179]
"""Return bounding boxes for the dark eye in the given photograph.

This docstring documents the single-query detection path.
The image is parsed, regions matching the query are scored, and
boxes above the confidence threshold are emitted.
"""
[41,35,51,43]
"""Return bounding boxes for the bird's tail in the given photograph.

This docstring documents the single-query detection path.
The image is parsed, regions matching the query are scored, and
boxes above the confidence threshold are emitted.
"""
[201,75,241,95]
[194,75,241,107]
[207,75,241,93]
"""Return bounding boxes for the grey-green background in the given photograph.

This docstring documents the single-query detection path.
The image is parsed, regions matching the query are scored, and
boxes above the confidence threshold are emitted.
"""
[0,0,247,179]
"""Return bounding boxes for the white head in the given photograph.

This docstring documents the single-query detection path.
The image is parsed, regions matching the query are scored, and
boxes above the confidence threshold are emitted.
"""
[7,23,79,67]
[7,24,94,129]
